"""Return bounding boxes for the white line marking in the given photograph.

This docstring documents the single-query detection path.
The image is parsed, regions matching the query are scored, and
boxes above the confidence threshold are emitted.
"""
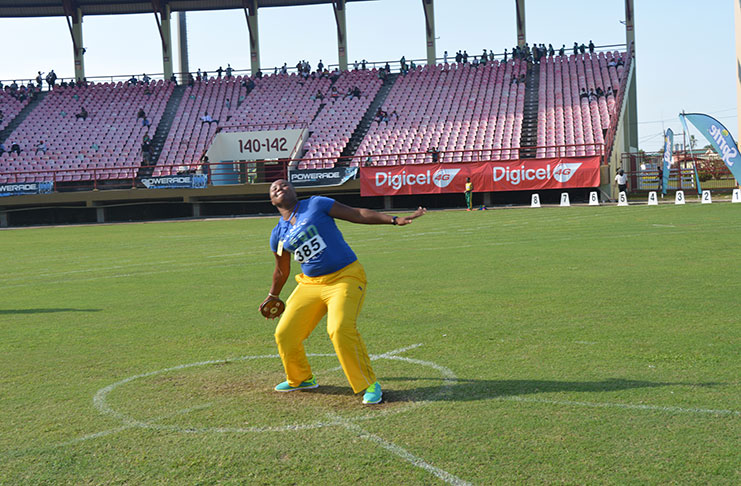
[92,344,448,434]
[497,396,740,416]
[328,413,472,486]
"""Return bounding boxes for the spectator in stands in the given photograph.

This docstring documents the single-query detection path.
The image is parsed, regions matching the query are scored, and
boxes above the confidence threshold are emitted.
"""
[35,140,47,155]
[429,146,439,163]
[353,60,359,70]
[311,90,324,101]
[142,117,151,128]
[10,141,21,155]
[197,68,202,81]
[226,64,233,78]
[226,98,231,109]
[170,73,177,84]
[281,63,288,74]
[616,57,624,67]
[606,86,614,97]
[480,49,488,65]
[46,70,57,88]
[615,169,628,194]
[573,42,579,56]
[244,77,256,93]
[75,107,88,120]
[217,66,224,78]
[607,58,617,68]
[200,112,219,125]
[317,59,324,72]
[36,71,43,88]
[361,59,367,70]
[503,49,508,63]
[198,155,210,175]
[579,88,589,99]
[596,87,605,98]
[588,88,597,102]
[656,165,663,193]
[202,71,209,81]
[187,73,195,86]
[351,86,361,98]
[588,40,595,53]
[384,62,391,73]
[443,50,448,63]
[142,73,151,83]
[0,142,6,155]
[548,44,554,57]
[463,51,469,63]
[256,70,263,79]
[137,108,146,120]
[559,45,565,56]
[127,75,138,85]
[579,43,586,54]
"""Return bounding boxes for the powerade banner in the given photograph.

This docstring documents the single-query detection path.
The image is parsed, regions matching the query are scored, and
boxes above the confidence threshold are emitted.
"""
[661,128,673,195]
[141,175,207,189]
[681,113,741,185]
[0,181,53,197]
[288,167,358,187]
[360,157,601,196]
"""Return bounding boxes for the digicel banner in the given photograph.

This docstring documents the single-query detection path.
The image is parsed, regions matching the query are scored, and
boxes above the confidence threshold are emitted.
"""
[359,156,601,196]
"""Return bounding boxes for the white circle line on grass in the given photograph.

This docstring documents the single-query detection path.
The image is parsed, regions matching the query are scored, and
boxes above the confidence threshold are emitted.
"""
[93,344,458,434]
[498,396,740,416]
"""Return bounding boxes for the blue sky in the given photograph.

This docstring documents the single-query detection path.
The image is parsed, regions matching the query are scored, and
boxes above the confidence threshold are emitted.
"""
[0,0,736,151]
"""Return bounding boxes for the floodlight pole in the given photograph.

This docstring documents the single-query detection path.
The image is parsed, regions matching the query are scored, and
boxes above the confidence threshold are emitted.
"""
[735,0,741,143]
[515,0,526,47]
[624,0,638,152]
[422,0,436,66]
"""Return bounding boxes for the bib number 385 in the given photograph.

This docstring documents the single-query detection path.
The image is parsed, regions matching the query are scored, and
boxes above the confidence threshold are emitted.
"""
[293,234,327,263]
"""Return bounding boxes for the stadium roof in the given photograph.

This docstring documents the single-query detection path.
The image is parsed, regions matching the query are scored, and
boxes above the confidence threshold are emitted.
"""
[0,0,373,18]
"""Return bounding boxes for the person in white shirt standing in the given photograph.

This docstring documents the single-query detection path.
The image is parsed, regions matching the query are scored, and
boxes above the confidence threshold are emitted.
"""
[615,169,628,194]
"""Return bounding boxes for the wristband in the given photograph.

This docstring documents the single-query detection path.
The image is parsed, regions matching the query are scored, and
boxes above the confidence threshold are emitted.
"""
[391,216,398,225]
[268,292,278,298]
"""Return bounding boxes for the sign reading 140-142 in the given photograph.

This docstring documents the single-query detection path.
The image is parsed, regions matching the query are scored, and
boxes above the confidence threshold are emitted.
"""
[239,137,288,154]
[206,128,308,162]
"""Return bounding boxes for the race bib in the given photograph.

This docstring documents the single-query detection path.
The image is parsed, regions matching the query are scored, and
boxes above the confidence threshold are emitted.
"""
[293,234,327,263]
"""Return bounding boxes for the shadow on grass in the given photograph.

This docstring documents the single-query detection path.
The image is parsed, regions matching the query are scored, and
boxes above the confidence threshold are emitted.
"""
[374,377,722,404]
[0,308,103,315]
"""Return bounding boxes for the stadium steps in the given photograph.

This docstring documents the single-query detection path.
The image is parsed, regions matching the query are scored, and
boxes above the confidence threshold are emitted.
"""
[519,64,540,159]
[339,72,398,161]
[141,84,186,177]
[0,91,47,145]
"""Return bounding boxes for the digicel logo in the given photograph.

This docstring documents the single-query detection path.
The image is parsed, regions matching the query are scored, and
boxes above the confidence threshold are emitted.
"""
[492,163,582,185]
[375,168,461,190]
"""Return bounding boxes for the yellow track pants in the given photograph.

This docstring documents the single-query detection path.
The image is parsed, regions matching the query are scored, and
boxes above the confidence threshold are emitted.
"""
[274,260,376,394]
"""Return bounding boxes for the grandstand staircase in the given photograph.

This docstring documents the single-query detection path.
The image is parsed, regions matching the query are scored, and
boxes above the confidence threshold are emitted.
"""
[0,91,47,145]
[519,64,540,159]
[338,73,398,163]
[139,84,186,178]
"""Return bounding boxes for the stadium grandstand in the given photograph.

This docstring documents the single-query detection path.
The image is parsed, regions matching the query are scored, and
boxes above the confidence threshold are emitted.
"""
[0,0,641,227]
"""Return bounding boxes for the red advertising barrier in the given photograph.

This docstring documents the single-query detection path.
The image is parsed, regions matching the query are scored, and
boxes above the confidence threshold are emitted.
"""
[360,156,601,196]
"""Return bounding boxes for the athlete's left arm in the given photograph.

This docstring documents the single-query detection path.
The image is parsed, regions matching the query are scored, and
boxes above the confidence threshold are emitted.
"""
[329,201,426,226]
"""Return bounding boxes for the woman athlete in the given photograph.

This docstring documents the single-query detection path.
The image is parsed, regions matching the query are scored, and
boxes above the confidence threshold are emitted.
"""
[260,179,426,404]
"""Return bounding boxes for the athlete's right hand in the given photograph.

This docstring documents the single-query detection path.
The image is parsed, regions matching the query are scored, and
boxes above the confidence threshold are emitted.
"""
[259,295,285,319]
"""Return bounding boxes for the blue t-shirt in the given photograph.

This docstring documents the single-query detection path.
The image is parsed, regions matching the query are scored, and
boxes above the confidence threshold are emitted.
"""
[270,196,357,277]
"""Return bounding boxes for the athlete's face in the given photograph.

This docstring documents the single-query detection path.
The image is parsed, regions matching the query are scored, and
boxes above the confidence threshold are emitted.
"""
[270,179,297,208]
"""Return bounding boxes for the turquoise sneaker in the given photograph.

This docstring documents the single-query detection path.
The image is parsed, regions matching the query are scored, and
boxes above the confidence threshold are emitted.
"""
[274,376,318,392]
[362,381,382,404]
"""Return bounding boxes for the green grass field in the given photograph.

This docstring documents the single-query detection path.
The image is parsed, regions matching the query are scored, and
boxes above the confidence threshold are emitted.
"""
[1,203,739,485]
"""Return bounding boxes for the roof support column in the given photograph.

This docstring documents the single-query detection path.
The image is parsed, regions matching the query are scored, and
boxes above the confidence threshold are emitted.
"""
[515,0,526,47]
[161,5,173,79]
[243,0,261,76]
[63,1,85,81]
[332,0,348,71]
[422,0,436,66]
[176,12,190,83]
[624,0,638,150]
